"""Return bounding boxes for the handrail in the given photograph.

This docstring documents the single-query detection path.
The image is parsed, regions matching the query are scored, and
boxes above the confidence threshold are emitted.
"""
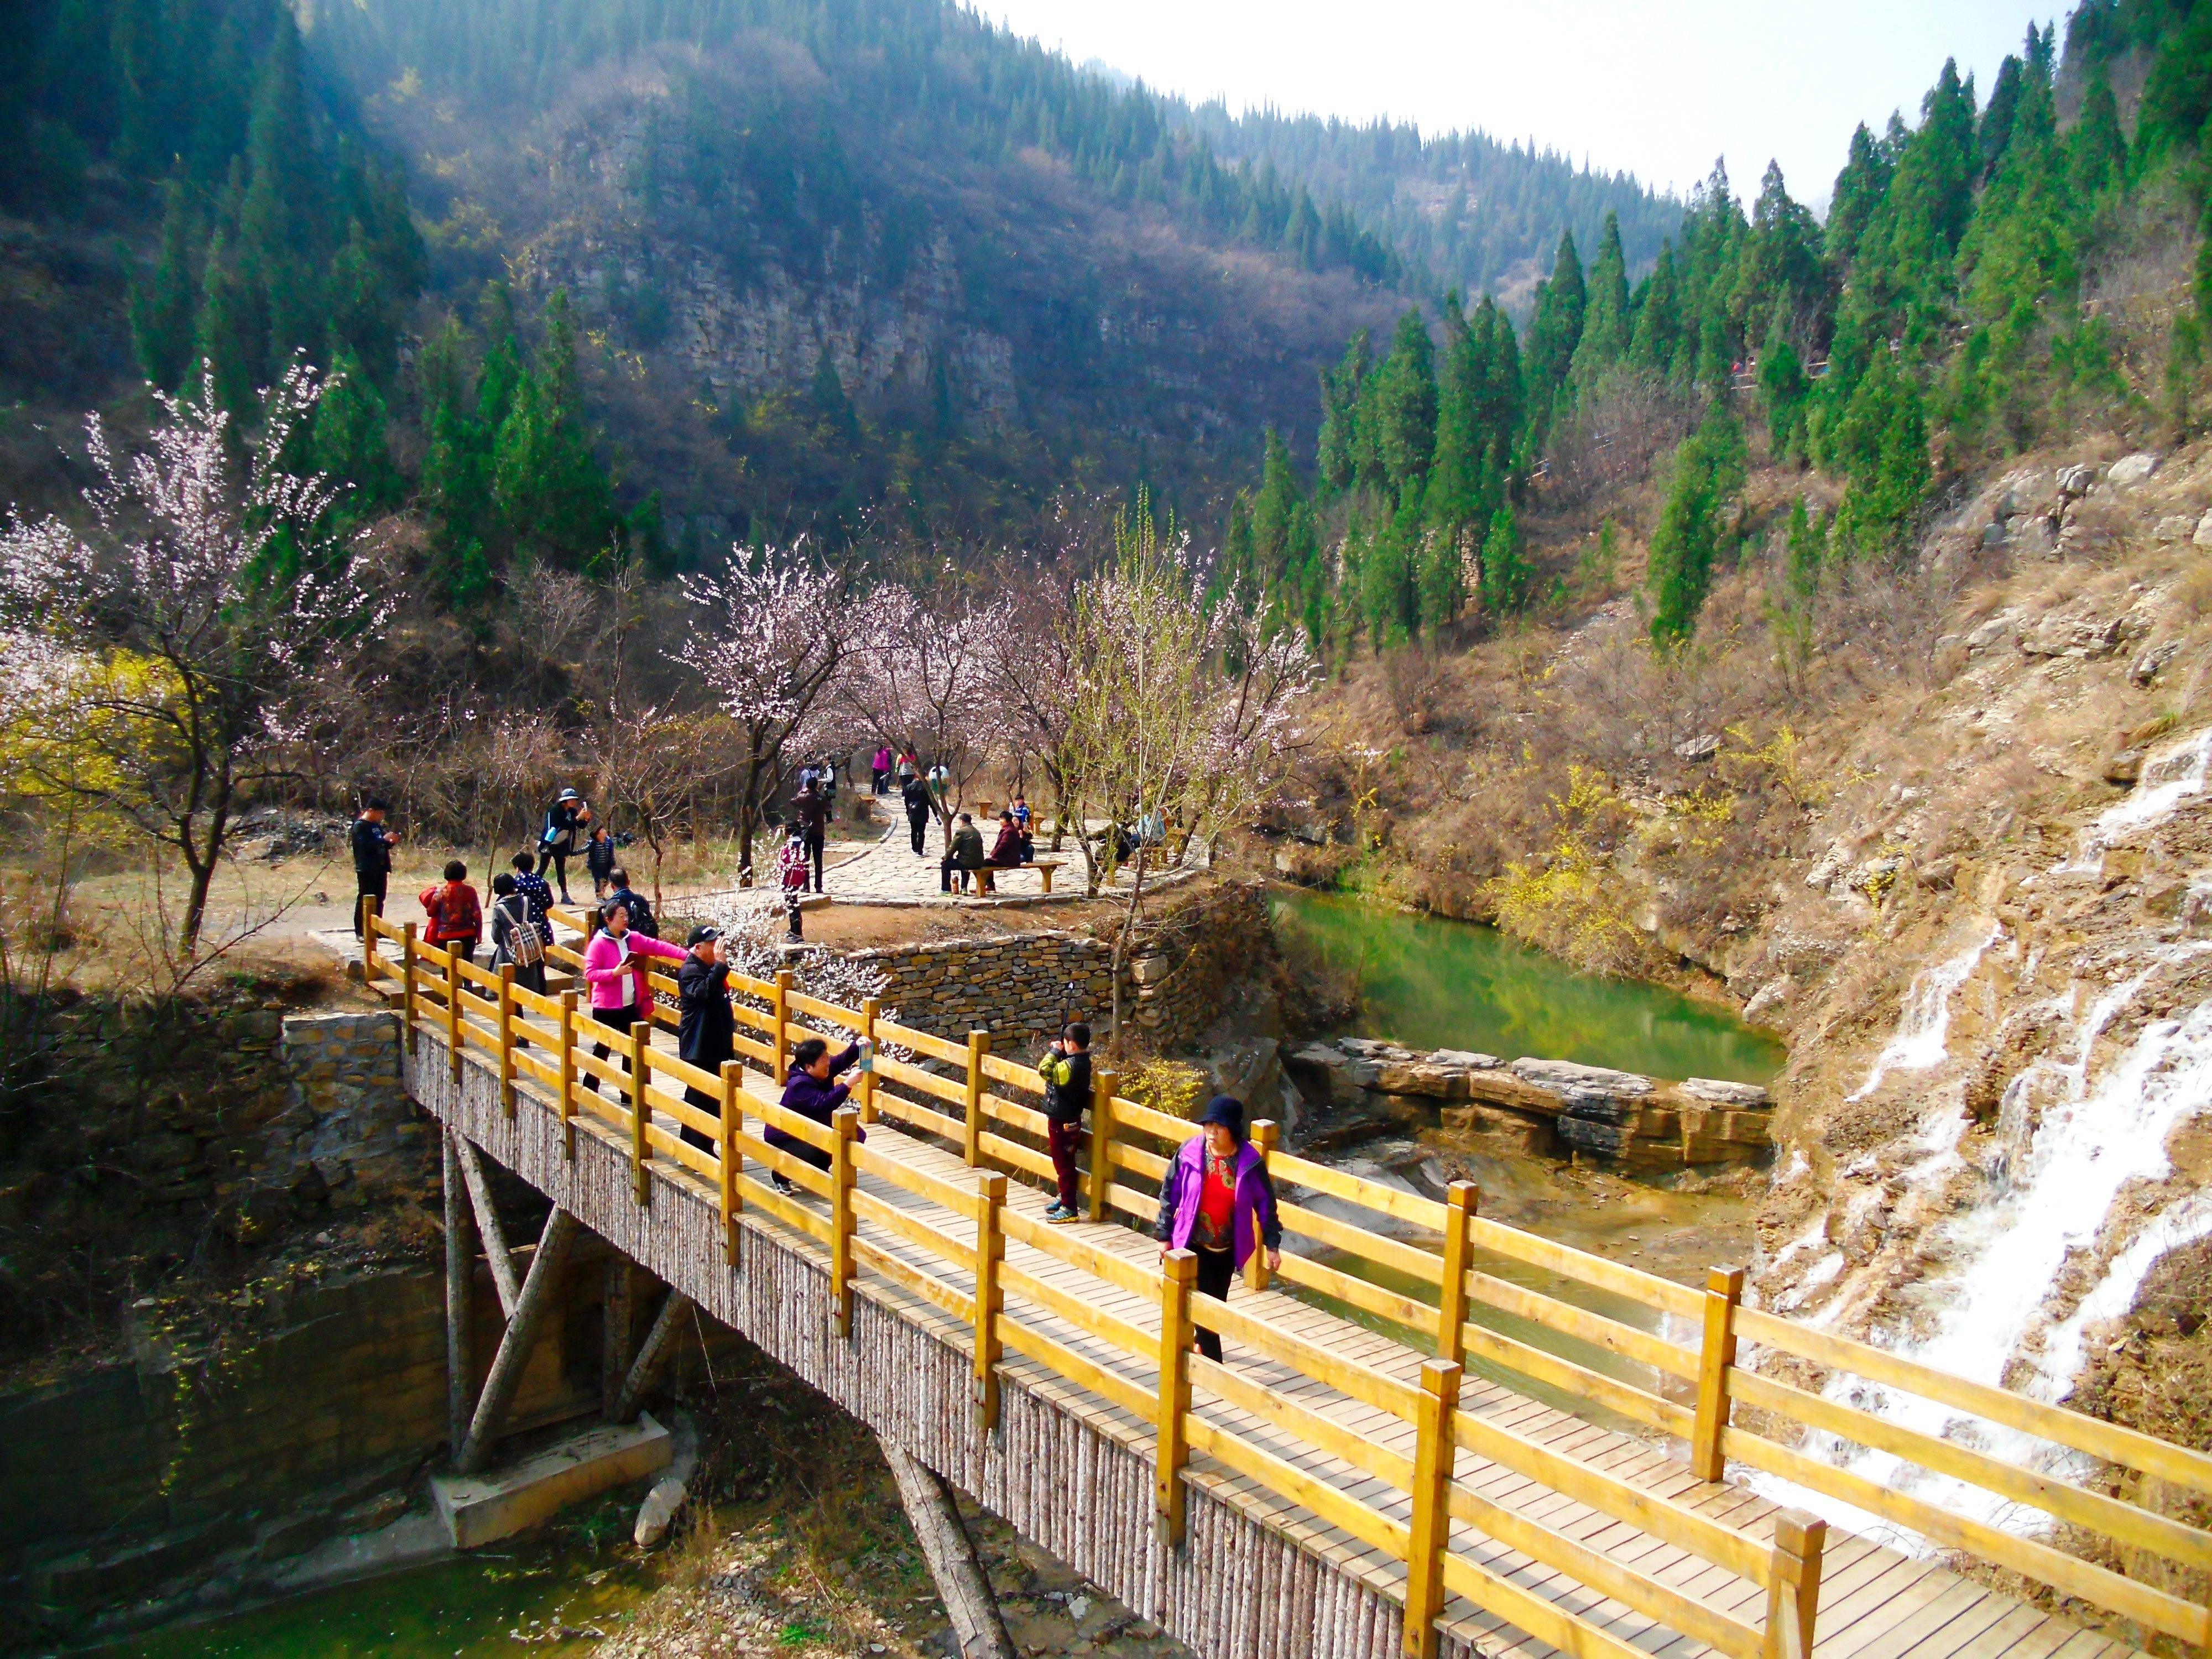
[366,903,2212,1654]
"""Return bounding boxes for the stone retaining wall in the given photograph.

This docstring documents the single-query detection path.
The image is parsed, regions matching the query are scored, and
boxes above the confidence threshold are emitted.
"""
[1285,1038,1775,1168]
[846,931,1114,1046]
[276,1012,426,1209]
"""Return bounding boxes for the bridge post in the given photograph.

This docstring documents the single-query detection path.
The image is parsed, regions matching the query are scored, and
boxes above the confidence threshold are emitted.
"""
[1404,1357,1463,1659]
[831,1106,860,1338]
[359,895,378,983]
[963,1030,990,1167]
[1245,1120,1279,1290]
[772,971,794,1084]
[973,1170,1006,1431]
[719,1058,744,1262]
[1437,1182,1477,1366]
[497,964,517,1117]
[1086,1069,1118,1222]
[445,947,464,1083]
[1692,1265,1745,1480]
[401,924,420,1056]
[629,1022,653,1207]
[458,1208,581,1474]
[557,992,578,1160]
[858,998,880,1123]
[442,1128,472,1463]
[1156,1249,1197,1548]
[1761,1509,1827,1659]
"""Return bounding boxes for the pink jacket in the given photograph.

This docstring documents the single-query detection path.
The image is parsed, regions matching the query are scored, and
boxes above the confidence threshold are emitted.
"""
[582,928,685,1013]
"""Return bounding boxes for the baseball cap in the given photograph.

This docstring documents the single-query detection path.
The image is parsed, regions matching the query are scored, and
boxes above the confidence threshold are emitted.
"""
[687,925,722,946]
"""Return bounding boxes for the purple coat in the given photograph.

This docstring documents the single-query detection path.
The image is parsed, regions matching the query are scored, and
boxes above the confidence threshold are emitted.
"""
[1152,1135,1282,1270]
[767,1044,867,1156]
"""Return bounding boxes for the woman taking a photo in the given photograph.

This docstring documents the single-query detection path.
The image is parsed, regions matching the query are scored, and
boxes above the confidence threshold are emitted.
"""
[1153,1096,1281,1360]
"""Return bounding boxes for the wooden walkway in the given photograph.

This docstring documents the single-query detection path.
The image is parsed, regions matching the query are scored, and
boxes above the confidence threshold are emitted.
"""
[366,915,2209,1659]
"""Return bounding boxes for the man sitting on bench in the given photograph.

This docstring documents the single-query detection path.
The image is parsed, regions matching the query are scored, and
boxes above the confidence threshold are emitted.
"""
[941,812,987,894]
[978,810,1026,894]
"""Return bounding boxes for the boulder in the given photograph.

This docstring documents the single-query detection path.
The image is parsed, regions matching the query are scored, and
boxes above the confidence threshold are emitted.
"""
[1465,1068,1574,1115]
[1439,1103,1559,1158]
[1673,734,1720,763]
[2056,463,2096,498]
[2155,514,2198,543]
[634,1476,688,1549]
[1507,1057,1655,1103]
[2196,509,2212,549]
[1428,1048,1501,1070]
[1680,1077,1772,1107]
[1373,1061,1469,1099]
[2107,452,2159,487]
[2105,748,2145,787]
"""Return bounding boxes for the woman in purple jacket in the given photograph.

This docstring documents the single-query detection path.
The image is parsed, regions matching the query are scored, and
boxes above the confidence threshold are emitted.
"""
[1154,1095,1282,1360]
[766,1035,867,1194]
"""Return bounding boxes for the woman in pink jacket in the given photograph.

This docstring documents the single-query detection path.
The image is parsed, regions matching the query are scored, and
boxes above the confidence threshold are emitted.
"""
[582,898,686,1092]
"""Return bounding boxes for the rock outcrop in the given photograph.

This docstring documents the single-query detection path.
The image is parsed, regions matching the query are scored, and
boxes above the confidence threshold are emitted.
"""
[1282,1038,1773,1168]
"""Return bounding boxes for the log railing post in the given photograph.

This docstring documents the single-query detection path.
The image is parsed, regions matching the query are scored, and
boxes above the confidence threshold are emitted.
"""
[629,1022,651,1207]
[858,998,880,1124]
[497,964,517,1117]
[963,1030,990,1167]
[445,948,463,1082]
[719,1059,743,1259]
[1245,1119,1280,1290]
[830,1106,860,1338]
[1403,1357,1463,1659]
[401,924,420,1056]
[1762,1509,1827,1659]
[557,992,578,1159]
[1437,1181,1477,1366]
[771,970,794,1084]
[1086,1069,1118,1222]
[359,896,378,984]
[1156,1249,1197,1548]
[1692,1265,1745,1480]
[973,1170,1006,1432]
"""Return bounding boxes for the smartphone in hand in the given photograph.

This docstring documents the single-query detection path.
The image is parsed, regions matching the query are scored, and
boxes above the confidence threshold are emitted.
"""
[858,1040,874,1073]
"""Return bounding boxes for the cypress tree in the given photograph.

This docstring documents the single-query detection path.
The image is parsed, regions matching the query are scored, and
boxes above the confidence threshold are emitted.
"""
[2069,70,2127,199]
[1760,313,1811,462]
[194,231,267,413]
[1829,351,1929,560]
[1825,124,1893,271]
[1478,502,1530,617]
[311,348,401,526]
[1646,403,1746,645]
[1315,332,1370,494]
[1629,243,1683,375]
[1373,309,1438,502]
[1524,231,1587,411]
[1569,212,1631,386]
[130,180,200,390]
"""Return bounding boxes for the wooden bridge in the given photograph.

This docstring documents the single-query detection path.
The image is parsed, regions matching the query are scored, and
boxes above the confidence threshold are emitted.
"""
[358,906,2212,1659]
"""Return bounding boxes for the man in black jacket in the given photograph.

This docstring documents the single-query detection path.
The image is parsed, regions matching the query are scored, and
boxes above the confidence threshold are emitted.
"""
[676,925,734,1152]
[792,779,831,893]
[900,772,933,857]
[603,868,656,939]
[351,800,397,936]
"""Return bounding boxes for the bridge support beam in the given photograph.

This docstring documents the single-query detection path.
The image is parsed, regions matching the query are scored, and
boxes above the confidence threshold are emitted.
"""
[457,1207,581,1474]
[883,1439,1016,1659]
[602,1255,633,1415]
[443,1128,472,1459]
[611,1288,694,1425]
[453,1132,521,1319]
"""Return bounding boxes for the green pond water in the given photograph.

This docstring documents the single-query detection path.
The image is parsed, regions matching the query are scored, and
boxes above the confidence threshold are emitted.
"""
[1272,890,1782,1085]
[95,1499,656,1659]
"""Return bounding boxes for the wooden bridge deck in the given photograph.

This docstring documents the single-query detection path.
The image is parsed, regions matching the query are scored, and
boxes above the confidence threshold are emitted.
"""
[393,969,2148,1659]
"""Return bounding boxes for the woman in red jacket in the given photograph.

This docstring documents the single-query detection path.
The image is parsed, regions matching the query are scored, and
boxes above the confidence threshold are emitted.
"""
[420,860,483,966]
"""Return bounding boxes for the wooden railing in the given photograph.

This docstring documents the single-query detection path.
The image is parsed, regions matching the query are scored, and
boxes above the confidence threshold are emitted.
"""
[362,905,2212,1657]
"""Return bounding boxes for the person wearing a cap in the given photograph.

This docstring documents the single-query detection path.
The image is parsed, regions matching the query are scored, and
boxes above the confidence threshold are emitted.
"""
[1154,1096,1282,1361]
[676,925,734,1152]
[537,787,592,902]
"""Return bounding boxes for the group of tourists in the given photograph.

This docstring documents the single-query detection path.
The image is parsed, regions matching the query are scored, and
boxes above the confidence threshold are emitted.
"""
[937,799,1035,894]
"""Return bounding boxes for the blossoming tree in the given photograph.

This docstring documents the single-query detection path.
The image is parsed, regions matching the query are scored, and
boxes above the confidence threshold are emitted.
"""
[0,363,380,956]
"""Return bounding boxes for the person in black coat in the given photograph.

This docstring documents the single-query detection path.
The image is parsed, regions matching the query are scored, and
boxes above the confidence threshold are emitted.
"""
[900,773,933,857]
[792,780,831,893]
[765,1035,865,1191]
[676,926,734,1152]
[602,868,656,938]
[351,800,397,936]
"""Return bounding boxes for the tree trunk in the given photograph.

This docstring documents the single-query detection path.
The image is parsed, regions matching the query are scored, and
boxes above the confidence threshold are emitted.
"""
[880,1441,1016,1659]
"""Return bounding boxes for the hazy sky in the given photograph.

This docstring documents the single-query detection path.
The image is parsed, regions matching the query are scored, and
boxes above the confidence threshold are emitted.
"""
[971,1,2059,203]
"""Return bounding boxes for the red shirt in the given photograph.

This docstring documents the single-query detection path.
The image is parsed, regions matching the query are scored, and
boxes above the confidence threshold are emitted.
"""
[1193,1151,1238,1250]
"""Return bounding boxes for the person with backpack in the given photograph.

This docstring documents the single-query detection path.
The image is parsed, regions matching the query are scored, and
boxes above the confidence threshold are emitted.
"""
[900,771,933,857]
[677,925,733,1152]
[776,828,810,940]
[350,799,398,936]
[1154,1096,1282,1361]
[1037,1022,1093,1222]
[488,872,548,998]
[602,868,656,939]
[581,897,685,1094]
[509,852,555,950]
[871,744,893,796]
[536,788,591,902]
[420,859,484,967]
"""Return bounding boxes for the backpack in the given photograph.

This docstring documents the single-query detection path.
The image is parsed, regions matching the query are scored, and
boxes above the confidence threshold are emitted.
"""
[499,896,545,967]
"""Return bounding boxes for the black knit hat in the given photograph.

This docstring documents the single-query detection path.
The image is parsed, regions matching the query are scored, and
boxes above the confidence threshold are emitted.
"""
[1196,1095,1246,1139]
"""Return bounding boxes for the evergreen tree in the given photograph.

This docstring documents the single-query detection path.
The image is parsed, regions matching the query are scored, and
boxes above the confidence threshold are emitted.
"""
[311,348,401,525]
[1646,403,1746,645]
[1524,230,1587,427]
[2069,70,2127,199]
[1478,502,1531,617]
[130,180,200,389]
[810,345,861,446]
[1371,309,1438,502]
[493,290,618,568]
[1315,332,1370,494]
[195,231,267,414]
[1629,243,1684,375]
[1742,161,1824,343]
[1759,313,1810,462]
[1824,123,1893,271]
[1249,428,1300,592]
[1569,211,1631,385]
